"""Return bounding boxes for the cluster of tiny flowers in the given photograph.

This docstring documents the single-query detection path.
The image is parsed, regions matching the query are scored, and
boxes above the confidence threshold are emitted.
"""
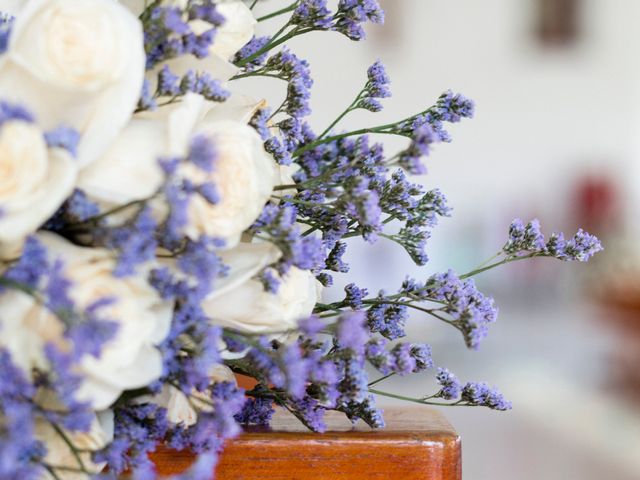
[232,35,270,71]
[225,313,394,433]
[504,218,603,261]
[0,101,80,158]
[251,203,325,280]
[435,368,462,400]
[0,13,12,55]
[334,0,385,40]
[366,339,433,375]
[402,271,498,349]
[156,64,230,104]
[266,48,313,118]
[460,382,512,410]
[0,350,44,479]
[358,60,391,112]
[0,99,35,126]
[288,0,384,40]
[141,2,224,69]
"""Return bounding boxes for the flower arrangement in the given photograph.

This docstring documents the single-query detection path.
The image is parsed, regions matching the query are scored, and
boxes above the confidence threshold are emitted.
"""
[0,0,603,478]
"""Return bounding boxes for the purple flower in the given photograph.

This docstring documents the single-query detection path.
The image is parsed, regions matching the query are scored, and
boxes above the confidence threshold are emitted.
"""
[234,396,274,426]
[2,236,48,290]
[233,35,270,71]
[44,126,80,157]
[264,48,313,118]
[367,299,408,340]
[336,312,369,354]
[158,64,181,96]
[405,270,498,349]
[188,134,217,173]
[398,124,439,174]
[563,229,603,262]
[0,14,13,55]
[138,79,157,111]
[344,283,368,309]
[436,368,461,400]
[461,382,512,411]
[334,0,385,40]
[109,207,158,277]
[358,60,391,111]
[504,219,603,262]
[291,0,333,29]
[0,100,34,127]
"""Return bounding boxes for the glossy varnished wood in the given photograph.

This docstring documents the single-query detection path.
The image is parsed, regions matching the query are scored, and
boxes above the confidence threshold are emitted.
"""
[151,407,461,479]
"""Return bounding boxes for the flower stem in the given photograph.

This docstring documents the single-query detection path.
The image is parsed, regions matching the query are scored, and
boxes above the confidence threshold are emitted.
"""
[235,26,313,68]
[257,2,298,22]
[317,91,364,140]
[459,252,540,279]
[368,372,396,387]
[369,388,465,406]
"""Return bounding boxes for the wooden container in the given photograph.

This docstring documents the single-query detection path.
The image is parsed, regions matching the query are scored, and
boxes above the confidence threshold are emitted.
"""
[150,407,461,479]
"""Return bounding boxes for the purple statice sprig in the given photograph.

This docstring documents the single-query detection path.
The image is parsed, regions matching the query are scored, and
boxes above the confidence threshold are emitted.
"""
[316,270,498,349]
[314,59,392,141]
[0,100,35,127]
[368,367,511,411]
[502,218,603,263]
[136,64,230,113]
[223,312,390,433]
[292,89,474,177]
[234,0,384,70]
[0,13,13,55]
[140,2,225,70]
[250,203,325,280]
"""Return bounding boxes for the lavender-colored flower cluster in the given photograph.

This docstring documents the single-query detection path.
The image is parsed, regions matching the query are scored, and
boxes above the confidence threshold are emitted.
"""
[0,13,12,55]
[505,218,603,262]
[142,2,225,69]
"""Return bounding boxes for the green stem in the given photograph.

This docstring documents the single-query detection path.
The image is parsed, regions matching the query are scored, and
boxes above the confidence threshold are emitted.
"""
[236,25,312,68]
[459,252,539,279]
[294,126,398,158]
[257,2,298,22]
[362,299,456,327]
[368,372,396,387]
[317,91,364,140]
[50,422,87,472]
[44,466,64,480]
[369,388,465,407]
[294,104,444,157]
[66,195,155,230]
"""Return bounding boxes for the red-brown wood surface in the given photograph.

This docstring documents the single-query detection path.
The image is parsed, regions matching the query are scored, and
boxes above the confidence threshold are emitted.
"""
[150,407,461,479]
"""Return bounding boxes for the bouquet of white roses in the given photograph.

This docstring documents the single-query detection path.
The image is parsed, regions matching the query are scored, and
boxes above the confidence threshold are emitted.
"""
[0,1,602,478]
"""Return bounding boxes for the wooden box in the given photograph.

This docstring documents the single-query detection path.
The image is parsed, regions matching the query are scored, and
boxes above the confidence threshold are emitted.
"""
[150,407,461,479]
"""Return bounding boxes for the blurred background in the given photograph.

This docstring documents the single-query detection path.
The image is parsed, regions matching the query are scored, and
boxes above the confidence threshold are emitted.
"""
[248,1,640,479]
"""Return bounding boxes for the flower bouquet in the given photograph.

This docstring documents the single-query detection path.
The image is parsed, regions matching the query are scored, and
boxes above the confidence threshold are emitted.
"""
[0,0,602,478]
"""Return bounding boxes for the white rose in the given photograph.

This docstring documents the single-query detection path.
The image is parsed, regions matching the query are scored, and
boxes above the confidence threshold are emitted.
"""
[79,93,278,248]
[183,119,276,244]
[36,410,113,480]
[208,0,256,60]
[0,233,173,410]
[143,364,235,427]
[0,0,145,166]
[0,120,77,255]
[202,242,322,333]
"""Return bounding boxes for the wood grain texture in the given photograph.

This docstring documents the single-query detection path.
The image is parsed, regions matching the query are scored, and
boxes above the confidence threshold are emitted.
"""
[151,407,461,480]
